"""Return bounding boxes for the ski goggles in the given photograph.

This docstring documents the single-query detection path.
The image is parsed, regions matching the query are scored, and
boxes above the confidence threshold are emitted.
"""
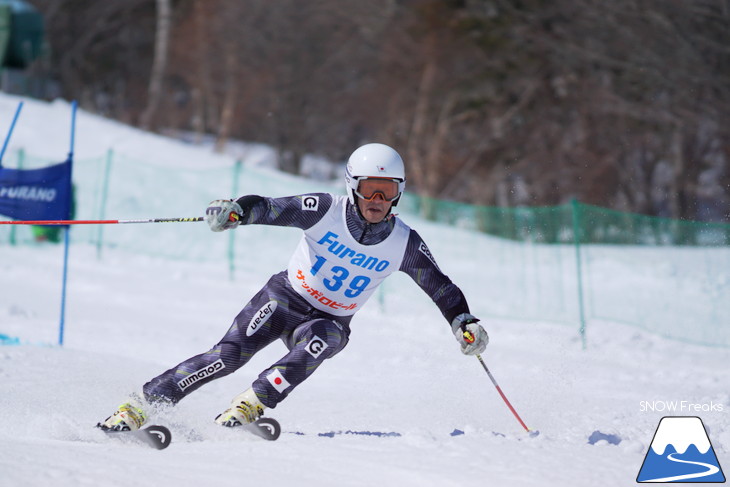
[354,177,401,202]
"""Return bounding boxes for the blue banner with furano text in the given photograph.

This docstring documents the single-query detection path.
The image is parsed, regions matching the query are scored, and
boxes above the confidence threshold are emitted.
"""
[0,159,72,221]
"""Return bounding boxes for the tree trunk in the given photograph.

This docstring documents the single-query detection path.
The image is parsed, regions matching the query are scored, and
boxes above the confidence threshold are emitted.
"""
[215,44,238,153]
[140,0,172,130]
[406,51,437,196]
[668,126,684,219]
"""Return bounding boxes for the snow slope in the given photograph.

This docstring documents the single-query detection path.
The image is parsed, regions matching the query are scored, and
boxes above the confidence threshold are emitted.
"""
[0,95,728,487]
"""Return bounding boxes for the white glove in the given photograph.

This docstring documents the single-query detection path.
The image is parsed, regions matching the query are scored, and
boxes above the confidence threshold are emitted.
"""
[205,199,243,232]
[451,313,488,356]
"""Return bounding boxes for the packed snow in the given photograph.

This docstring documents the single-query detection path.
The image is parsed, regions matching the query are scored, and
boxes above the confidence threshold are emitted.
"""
[0,95,728,487]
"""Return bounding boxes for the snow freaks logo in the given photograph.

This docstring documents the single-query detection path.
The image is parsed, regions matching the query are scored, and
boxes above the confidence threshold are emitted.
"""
[640,400,724,413]
[636,416,726,483]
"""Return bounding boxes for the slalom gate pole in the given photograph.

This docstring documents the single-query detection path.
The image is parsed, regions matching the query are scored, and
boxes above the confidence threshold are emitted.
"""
[474,353,537,436]
[0,217,204,226]
[0,101,23,165]
[58,100,78,346]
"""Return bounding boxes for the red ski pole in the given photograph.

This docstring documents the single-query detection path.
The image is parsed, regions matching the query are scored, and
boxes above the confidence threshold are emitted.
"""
[0,217,204,225]
[463,329,538,436]
[474,353,538,436]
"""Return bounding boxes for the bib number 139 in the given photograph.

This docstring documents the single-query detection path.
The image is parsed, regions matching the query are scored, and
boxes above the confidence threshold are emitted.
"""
[310,256,370,298]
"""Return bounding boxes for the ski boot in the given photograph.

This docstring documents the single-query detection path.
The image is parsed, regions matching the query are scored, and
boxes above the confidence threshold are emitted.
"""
[97,394,148,432]
[215,388,266,427]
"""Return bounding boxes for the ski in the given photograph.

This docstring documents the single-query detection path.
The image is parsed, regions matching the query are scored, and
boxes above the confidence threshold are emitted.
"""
[98,424,172,450]
[243,417,281,441]
[312,430,402,438]
[288,429,532,439]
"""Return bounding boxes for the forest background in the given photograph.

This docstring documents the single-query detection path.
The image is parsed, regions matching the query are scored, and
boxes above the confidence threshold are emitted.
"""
[24,0,730,222]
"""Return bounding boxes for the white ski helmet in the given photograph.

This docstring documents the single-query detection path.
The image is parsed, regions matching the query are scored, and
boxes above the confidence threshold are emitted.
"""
[345,143,406,206]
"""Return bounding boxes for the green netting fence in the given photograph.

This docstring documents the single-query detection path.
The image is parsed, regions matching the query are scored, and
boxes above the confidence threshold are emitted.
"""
[2,149,729,348]
[398,195,730,348]
[399,195,730,246]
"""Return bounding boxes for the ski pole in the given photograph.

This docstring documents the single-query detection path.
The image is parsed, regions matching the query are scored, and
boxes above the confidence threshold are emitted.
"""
[0,217,204,225]
[463,329,538,436]
[474,353,538,436]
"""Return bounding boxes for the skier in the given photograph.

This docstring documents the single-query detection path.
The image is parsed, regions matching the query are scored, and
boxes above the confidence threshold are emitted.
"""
[99,143,488,432]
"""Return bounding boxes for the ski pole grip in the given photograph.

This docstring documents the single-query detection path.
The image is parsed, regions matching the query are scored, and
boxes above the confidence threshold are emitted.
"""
[462,329,475,344]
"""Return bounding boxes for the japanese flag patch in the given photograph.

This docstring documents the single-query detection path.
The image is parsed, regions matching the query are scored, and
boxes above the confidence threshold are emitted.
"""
[266,368,291,393]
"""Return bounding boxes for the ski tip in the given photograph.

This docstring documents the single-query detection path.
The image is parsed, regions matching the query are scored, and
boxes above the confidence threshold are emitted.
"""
[96,422,172,449]
[143,425,172,450]
[252,417,281,441]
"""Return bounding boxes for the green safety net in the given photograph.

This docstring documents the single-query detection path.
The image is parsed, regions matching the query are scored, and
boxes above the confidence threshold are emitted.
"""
[2,150,729,347]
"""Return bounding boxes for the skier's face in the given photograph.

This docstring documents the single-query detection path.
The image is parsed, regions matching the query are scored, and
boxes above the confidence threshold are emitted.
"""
[357,193,393,223]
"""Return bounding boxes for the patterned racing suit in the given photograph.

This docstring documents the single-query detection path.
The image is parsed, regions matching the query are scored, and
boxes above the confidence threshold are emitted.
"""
[142,193,472,409]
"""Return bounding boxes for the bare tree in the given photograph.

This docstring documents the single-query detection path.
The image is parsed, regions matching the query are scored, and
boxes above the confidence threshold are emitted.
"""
[140,0,172,130]
[30,0,730,220]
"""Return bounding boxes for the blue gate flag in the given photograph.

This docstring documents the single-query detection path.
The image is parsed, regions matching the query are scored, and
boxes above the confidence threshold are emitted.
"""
[0,159,72,221]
